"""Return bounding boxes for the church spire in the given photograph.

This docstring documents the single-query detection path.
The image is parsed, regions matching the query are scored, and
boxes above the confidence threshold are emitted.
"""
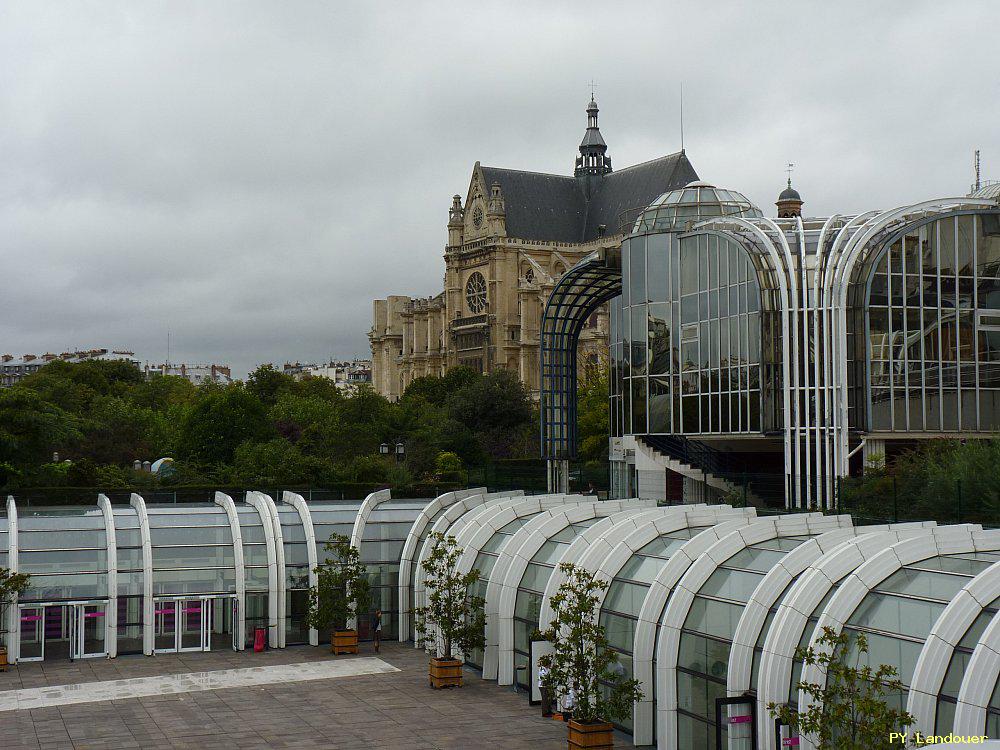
[575,96,612,178]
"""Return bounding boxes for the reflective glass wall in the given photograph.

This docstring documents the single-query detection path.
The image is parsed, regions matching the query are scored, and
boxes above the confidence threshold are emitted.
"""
[857,212,1000,432]
[612,231,766,437]
[1,494,424,662]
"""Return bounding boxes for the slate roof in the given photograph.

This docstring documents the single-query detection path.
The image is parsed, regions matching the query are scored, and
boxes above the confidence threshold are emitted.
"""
[480,151,697,243]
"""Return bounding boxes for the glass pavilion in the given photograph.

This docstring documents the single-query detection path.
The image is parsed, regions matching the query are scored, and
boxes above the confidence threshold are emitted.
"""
[396,491,1000,750]
[5,488,1000,750]
[2,491,423,661]
[541,181,1000,510]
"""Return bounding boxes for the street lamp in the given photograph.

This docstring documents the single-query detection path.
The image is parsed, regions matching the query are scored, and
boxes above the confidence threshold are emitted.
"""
[379,443,390,456]
[395,442,405,463]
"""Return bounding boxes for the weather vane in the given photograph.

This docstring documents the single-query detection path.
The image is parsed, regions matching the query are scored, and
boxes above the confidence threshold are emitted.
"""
[786,162,795,185]
[589,79,596,100]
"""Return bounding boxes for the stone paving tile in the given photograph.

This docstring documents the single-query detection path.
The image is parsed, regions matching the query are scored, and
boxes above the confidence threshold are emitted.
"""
[2,642,635,749]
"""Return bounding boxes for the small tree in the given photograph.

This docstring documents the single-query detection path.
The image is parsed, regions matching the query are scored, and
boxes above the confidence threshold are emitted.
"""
[0,567,30,644]
[769,626,914,749]
[306,534,371,634]
[413,532,485,659]
[538,563,643,725]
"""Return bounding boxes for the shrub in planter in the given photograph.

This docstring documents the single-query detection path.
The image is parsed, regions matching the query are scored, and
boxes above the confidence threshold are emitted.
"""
[768,626,914,750]
[0,567,30,670]
[306,533,371,654]
[413,532,485,688]
[539,563,643,750]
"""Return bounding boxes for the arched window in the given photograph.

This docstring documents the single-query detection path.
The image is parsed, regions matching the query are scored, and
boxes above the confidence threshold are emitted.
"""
[863,212,1000,432]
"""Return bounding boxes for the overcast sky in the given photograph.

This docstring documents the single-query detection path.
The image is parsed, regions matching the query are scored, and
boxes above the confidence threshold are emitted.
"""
[2,1,998,377]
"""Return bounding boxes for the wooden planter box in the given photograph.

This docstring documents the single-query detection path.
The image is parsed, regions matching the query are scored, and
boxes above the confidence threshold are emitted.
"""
[331,629,358,654]
[567,719,614,750]
[428,656,463,689]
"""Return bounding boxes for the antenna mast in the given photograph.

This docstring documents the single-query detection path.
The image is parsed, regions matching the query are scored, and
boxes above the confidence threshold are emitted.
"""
[679,82,684,152]
[975,149,981,192]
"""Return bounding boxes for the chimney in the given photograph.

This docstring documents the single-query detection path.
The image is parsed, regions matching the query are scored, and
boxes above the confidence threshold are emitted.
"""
[23,354,36,362]
[1,354,12,362]
[42,353,57,362]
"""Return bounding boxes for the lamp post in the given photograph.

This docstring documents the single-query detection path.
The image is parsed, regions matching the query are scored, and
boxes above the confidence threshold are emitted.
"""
[380,442,405,463]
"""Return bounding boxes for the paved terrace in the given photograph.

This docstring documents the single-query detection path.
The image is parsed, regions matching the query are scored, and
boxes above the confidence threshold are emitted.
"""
[0,642,636,749]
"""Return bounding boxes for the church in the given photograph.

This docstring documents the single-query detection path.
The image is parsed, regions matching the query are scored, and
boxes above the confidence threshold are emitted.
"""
[369,97,698,400]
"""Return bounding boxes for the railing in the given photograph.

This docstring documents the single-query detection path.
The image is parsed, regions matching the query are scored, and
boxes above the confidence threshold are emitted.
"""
[450,314,488,328]
[640,435,785,504]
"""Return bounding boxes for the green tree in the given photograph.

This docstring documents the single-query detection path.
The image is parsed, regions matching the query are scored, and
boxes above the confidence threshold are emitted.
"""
[82,396,175,464]
[177,385,274,465]
[447,370,534,459]
[129,375,197,411]
[578,361,609,465]
[538,563,643,725]
[0,567,31,641]
[434,451,464,482]
[413,532,485,659]
[245,364,297,406]
[768,626,914,749]
[230,439,325,486]
[307,534,371,633]
[0,387,83,465]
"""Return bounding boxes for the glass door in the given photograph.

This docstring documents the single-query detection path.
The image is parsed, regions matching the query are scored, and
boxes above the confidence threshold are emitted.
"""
[18,606,44,662]
[179,598,206,652]
[154,599,177,653]
[44,605,71,660]
[76,603,107,658]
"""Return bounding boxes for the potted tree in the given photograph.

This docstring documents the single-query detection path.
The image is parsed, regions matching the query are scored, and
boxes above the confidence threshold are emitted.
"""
[538,563,642,750]
[413,531,485,689]
[307,533,371,655]
[0,567,30,671]
[769,626,915,749]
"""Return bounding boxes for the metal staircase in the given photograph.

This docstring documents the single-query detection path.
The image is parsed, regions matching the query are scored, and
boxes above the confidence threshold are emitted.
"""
[638,435,779,506]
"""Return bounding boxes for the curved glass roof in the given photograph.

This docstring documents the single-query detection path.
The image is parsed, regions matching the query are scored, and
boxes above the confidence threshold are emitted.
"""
[970,182,1000,200]
[633,181,763,234]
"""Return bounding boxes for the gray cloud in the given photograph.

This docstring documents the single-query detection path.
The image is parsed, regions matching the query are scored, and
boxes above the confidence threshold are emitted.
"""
[1,0,997,376]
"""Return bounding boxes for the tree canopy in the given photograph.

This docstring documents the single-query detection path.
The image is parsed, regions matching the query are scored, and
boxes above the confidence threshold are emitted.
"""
[0,359,542,491]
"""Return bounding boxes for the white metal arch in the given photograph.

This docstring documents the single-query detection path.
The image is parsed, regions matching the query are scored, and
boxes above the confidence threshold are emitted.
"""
[480,499,612,680]
[655,513,848,750]
[727,523,932,696]
[452,497,592,580]
[489,499,656,683]
[129,492,154,656]
[693,217,796,505]
[754,523,939,750]
[537,507,708,632]
[214,492,246,650]
[587,505,755,745]
[424,496,583,658]
[397,488,485,641]
[826,198,995,476]
[908,557,1000,736]
[97,494,118,658]
[412,491,532,642]
[953,597,1000,738]
[797,525,998,750]
[5,496,18,661]
[632,513,761,746]
[349,488,392,551]
[245,491,282,648]
[281,491,320,646]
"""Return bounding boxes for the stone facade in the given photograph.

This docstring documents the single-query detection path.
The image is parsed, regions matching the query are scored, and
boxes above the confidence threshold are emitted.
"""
[369,178,609,402]
[370,98,697,401]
